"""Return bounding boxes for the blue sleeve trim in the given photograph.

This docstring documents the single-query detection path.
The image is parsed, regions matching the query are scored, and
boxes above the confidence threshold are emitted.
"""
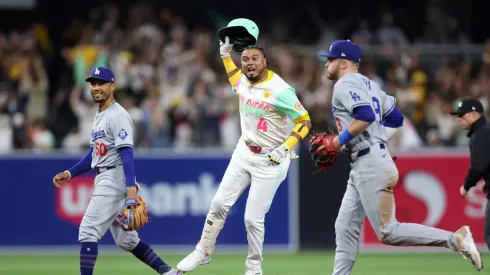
[118,147,136,187]
[68,147,93,178]
[350,103,371,113]
[383,106,404,128]
[353,105,375,123]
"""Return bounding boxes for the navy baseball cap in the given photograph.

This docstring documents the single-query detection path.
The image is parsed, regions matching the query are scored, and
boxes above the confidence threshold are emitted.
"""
[319,40,361,63]
[450,98,484,116]
[85,66,115,83]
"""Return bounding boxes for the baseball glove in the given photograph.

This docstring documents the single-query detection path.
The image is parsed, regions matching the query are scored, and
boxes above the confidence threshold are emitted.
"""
[120,196,149,231]
[309,132,340,173]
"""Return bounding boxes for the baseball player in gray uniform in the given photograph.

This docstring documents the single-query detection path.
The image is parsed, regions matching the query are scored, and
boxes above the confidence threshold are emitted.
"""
[52,66,182,275]
[320,40,483,274]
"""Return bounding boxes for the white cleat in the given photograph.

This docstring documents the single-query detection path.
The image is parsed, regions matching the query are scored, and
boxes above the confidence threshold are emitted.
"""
[176,249,211,272]
[162,268,184,275]
[245,270,262,275]
[455,226,483,271]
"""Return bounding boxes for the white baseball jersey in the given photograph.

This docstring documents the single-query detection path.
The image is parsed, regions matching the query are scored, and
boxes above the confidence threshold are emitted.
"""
[89,101,134,168]
[332,72,396,153]
[234,70,308,148]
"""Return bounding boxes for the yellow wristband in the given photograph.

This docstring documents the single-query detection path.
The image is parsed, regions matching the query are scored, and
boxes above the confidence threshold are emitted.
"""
[283,122,310,149]
[293,123,309,139]
[284,136,299,149]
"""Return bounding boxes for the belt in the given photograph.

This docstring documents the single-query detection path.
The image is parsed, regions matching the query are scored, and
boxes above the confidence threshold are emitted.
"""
[245,141,263,154]
[348,143,385,162]
[95,165,117,175]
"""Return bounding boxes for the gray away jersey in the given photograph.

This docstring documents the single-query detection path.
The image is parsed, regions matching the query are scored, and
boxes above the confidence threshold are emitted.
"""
[89,101,134,168]
[332,72,396,153]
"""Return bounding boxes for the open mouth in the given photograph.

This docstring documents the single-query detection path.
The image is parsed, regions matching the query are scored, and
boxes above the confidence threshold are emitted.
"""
[247,67,256,74]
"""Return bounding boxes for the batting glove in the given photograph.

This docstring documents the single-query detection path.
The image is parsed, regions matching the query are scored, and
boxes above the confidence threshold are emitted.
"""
[220,36,233,58]
[267,144,290,166]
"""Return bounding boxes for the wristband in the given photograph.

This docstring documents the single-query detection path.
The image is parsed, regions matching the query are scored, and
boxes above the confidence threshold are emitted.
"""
[338,130,354,145]
[64,170,72,179]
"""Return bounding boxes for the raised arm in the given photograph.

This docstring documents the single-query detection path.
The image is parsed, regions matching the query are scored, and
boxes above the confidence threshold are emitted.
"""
[220,36,243,90]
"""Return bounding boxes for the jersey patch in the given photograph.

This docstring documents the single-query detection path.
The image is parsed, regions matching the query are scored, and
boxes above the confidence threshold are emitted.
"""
[118,128,128,140]
[263,90,271,99]
[295,101,303,110]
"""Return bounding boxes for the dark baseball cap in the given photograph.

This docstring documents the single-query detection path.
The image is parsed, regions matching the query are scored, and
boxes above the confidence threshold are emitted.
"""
[450,98,484,116]
[319,40,361,63]
[85,66,115,83]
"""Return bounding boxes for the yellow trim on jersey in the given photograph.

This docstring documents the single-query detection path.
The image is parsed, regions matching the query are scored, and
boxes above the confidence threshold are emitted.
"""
[223,57,242,87]
[293,113,310,124]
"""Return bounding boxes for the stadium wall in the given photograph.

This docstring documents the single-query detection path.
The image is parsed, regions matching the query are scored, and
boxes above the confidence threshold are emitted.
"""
[0,145,486,253]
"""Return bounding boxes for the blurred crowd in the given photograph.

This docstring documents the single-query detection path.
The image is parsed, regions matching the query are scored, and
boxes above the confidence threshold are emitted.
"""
[0,3,489,153]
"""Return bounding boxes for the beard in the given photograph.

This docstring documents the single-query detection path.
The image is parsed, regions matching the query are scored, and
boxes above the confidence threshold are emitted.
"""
[326,69,339,81]
[245,68,265,82]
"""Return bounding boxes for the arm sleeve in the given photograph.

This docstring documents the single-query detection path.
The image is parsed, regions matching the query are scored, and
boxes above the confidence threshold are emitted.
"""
[464,132,490,190]
[118,147,136,187]
[274,88,309,122]
[67,147,93,178]
[383,106,404,128]
[110,114,134,150]
[352,105,375,122]
[334,79,371,114]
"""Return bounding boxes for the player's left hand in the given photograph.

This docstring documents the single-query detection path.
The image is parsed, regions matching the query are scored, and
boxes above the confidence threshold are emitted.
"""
[267,144,290,166]
[460,185,469,198]
[121,194,150,231]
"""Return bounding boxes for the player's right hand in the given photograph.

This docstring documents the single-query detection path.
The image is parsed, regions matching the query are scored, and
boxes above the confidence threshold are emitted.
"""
[220,36,233,58]
[53,171,71,188]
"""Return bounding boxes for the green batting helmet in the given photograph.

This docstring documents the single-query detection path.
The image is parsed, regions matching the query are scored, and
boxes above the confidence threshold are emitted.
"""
[218,18,259,52]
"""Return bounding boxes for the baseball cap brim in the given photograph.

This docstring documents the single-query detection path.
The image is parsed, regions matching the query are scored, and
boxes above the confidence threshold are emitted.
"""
[319,52,338,59]
[85,76,113,83]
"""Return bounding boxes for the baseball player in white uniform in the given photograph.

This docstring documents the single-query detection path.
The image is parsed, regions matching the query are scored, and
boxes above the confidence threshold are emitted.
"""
[176,38,312,275]
[52,66,182,275]
[321,40,483,274]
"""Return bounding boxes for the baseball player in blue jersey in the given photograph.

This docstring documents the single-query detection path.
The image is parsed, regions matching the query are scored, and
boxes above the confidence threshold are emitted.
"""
[52,67,182,275]
[315,40,483,274]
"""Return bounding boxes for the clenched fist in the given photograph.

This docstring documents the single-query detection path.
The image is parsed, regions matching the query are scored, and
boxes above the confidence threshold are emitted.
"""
[53,171,71,188]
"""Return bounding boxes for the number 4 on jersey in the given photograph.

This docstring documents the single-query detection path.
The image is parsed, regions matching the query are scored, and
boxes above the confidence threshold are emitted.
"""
[256,118,268,132]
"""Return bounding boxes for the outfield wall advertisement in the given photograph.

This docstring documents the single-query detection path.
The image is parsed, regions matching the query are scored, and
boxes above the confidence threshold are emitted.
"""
[0,151,298,252]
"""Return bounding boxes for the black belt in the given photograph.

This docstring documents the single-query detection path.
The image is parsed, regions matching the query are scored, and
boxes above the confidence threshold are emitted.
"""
[95,166,117,175]
[348,143,385,162]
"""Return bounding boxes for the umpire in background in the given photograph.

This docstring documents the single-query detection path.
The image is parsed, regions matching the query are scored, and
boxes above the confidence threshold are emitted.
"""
[451,98,490,249]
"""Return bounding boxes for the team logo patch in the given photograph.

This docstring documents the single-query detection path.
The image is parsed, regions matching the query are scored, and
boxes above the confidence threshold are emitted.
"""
[118,128,128,140]
[263,90,271,99]
[295,101,303,110]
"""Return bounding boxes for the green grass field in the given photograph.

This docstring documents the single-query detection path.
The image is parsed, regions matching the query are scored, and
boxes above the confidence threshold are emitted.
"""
[0,252,485,275]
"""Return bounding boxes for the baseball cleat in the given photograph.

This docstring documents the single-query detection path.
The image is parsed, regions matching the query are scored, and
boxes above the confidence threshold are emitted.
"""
[244,270,262,275]
[162,268,184,275]
[176,249,211,272]
[454,226,483,271]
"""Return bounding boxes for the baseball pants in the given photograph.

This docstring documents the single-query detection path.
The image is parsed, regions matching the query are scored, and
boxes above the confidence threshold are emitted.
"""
[78,166,140,251]
[333,143,458,275]
[207,138,290,270]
